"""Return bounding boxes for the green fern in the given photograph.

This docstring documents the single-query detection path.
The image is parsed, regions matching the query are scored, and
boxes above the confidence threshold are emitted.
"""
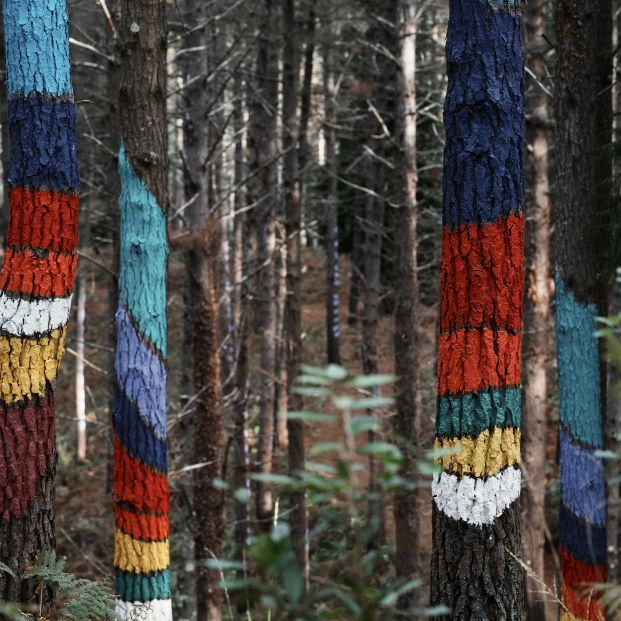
[23,551,116,621]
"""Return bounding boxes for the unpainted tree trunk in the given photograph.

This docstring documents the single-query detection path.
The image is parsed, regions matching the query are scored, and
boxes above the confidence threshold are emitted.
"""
[393,0,420,611]
[521,1,552,618]
[0,0,79,604]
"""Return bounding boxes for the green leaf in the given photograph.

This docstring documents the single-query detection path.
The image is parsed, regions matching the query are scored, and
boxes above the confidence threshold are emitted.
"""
[351,396,394,410]
[310,441,344,455]
[287,410,336,422]
[332,395,355,410]
[206,559,246,571]
[234,487,252,503]
[349,374,395,388]
[251,473,296,485]
[380,580,422,607]
[324,364,348,380]
[0,562,16,580]
[358,442,402,459]
[350,416,380,435]
[293,386,332,398]
[416,461,442,475]
[297,374,333,386]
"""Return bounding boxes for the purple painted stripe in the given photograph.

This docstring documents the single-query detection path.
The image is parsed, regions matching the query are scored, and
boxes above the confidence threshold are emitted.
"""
[115,306,167,439]
[560,428,606,526]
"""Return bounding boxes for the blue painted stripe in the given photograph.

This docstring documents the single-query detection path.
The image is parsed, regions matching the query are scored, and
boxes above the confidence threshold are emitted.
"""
[560,429,606,527]
[555,275,603,448]
[443,0,524,226]
[113,388,167,474]
[115,569,171,602]
[7,96,78,192]
[118,142,168,357]
[3,0,73,96]
[559,502,606,566]
[115,306,167,440]
[436,386,521,438]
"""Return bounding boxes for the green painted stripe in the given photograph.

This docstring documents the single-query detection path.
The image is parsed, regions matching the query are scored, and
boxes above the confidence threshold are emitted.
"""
[115,568,171,602]
[436,386,521,438]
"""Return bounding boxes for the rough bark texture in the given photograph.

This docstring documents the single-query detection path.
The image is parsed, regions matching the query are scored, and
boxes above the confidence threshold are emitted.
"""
[0,0,78,605]
[113,1,172,619]
[554,1,612,619]
[430,1,525,618]
[393,0,421,611]
[181,1,226,618]
[247,0,279,526]
[521,1,551,618]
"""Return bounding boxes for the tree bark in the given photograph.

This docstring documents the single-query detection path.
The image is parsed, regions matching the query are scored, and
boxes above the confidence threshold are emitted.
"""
[113,1,172,619]
[554,1,612,619]
[324,31,341,366]
[521,1,552,618]
[0,0,78,605]
[248,0,279,527]
[393,0,420,611]
[430,1,525,618]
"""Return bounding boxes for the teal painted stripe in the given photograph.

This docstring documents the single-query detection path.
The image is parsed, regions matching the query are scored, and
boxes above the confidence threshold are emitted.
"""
[436,386,521,438]
[115,569,171,602]
[3,0,73,96]
[555,275,602,448]
[118,141,168,357]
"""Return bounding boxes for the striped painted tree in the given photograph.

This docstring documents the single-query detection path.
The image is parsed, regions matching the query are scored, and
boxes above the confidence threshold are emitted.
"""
[0,0,79,602]
[112,1,171,619]
[555,1,612,619]
[430,0,525,617]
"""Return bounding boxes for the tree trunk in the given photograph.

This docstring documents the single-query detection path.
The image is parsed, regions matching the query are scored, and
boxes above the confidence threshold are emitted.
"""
[282,0,308,582]
[0,0,78,604]
[180,2,226,618]
[248,0,279,527]
[430,2,525,618]
[393,0,420,611]
[521,1,552,618]
[113,1,171,619]
[324,33,341,366]
[555,1,612,619]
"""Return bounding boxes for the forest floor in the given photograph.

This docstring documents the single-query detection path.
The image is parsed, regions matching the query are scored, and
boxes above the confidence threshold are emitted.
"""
[53,246,560,616]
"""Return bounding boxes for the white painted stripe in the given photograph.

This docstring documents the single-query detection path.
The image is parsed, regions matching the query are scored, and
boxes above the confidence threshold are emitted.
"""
[116,599,172,621]
[432,467,521,526]
[0,294,72,337]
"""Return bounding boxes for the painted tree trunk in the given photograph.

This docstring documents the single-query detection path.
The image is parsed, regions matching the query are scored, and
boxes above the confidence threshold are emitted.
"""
[521,1,551,617]
[555,0,612,618]
[0,0,79,603]
[430,1,525,617]
[393,0,420,610]
[113,1,171,619]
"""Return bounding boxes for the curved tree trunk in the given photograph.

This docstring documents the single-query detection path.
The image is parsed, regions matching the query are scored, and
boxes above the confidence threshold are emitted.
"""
[430,1,525,617]
[0,0,79,604]
[554,1,612,619]
[113,1,171,619]
[521,1,551,618]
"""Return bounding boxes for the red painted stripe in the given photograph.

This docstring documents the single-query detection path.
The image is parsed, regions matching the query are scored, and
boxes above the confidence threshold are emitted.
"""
[0,390,55,520]
[113,436,169,515]
[437,327,521,396]
[561,545,606,587]
[561,582,605,621]
[7,188,78,252]
[0,248,77,298]
[113,504,169,542]
[440,214,524,332]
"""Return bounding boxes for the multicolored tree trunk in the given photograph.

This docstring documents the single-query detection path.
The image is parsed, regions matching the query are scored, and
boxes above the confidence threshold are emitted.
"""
[430,1,524,617]
[0,0,78,602]
[555,1,612,619]
[113,1,171,619]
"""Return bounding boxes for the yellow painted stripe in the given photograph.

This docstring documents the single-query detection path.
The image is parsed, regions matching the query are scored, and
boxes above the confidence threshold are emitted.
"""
[0,327,66,404]
[114,529,169,574]
[434,427,520,478]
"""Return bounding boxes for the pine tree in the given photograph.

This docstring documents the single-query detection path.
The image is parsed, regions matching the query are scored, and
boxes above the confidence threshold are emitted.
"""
[0,0,79,603]
[430,1,525,617]
[112,1,172,619]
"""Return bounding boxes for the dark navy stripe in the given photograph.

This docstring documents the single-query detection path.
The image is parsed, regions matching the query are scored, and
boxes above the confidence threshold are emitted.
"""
[113,388,167,474]
[559,502,606,565]
[443,0,524,226]
[8,96,79,192]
